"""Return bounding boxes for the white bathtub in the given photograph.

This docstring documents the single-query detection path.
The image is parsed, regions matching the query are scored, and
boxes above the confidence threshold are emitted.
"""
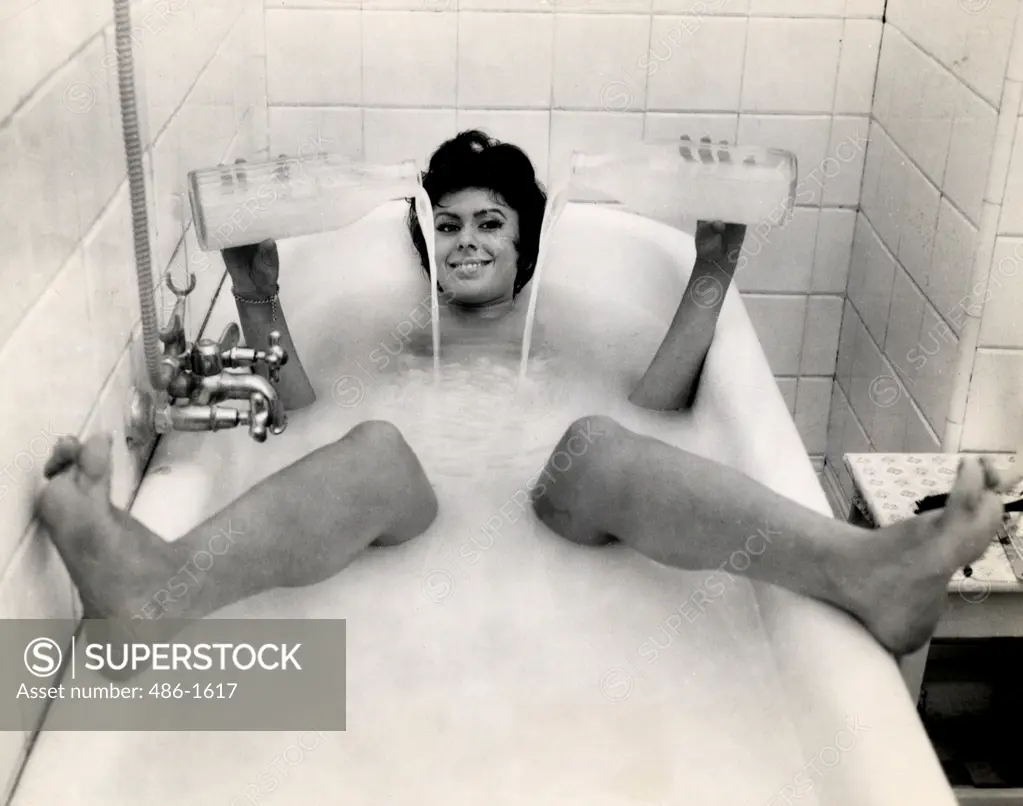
[15,203,954,805]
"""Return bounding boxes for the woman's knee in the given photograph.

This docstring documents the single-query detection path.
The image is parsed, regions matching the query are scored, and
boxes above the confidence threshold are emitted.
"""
[346,419,406,449]
[555,416,625,463]
[340,420,418,474]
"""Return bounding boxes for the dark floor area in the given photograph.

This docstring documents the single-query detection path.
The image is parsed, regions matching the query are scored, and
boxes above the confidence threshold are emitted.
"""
[920,639,1023,788]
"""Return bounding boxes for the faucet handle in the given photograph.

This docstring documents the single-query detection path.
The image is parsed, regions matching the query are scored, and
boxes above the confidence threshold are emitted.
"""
[264,330,288,384]
[217,322,241,352]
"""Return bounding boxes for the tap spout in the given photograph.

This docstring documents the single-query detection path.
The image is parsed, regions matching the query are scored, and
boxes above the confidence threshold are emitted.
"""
[197,373,287,433]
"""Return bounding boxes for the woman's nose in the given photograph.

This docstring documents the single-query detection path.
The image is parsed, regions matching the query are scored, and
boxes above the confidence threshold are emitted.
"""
[457,228,479,250]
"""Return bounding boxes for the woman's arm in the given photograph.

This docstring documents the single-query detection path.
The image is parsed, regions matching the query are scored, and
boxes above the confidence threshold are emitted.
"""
[223,239,316,411]
[629,221,746,412]
[232,287,316,410]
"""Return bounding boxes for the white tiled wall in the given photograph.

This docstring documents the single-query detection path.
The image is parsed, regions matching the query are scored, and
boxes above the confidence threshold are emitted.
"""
[262,0,884,461]
[0,0,267,795]
[967,112,1023,451]
[826,0,1020,497]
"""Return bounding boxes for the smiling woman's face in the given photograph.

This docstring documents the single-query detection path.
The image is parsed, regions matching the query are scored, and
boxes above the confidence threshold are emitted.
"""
[433,188,520,307]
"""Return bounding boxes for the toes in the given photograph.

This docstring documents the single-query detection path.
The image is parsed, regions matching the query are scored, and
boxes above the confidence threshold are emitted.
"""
[43,436,82,479]
[941,457,985,522]
[979,456,1022,494]
[77,434,114,492]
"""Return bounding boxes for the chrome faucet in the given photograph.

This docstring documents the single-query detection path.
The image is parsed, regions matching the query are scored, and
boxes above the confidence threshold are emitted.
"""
[127,271,289,446]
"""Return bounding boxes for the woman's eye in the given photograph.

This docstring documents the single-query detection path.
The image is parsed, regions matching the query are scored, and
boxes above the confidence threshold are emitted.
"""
[480,220,503,230]
[436,222,458,233]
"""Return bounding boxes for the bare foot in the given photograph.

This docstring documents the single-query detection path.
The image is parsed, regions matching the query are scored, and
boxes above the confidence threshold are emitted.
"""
[843,457,1014,656]
[35,433,184,624]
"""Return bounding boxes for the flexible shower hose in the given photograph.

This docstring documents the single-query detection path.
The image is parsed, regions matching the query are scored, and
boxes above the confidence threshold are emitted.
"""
[113,0,164,390]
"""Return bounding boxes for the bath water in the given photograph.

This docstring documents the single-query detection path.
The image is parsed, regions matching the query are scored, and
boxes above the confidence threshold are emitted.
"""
[264,287,814,804]
[189,219,819,804]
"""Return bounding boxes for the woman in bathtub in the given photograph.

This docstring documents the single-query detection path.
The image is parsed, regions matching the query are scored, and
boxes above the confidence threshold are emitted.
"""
[38,130,1011,658]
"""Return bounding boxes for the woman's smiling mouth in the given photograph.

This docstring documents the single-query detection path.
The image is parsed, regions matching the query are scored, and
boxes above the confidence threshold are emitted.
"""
[450,259,493,277]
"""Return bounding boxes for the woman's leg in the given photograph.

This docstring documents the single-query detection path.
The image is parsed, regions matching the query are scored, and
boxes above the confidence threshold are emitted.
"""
[36,420,438,623]
[532,416,1010,656]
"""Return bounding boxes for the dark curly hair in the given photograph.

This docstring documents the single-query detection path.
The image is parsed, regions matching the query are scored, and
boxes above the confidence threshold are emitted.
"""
[408,130,547,297]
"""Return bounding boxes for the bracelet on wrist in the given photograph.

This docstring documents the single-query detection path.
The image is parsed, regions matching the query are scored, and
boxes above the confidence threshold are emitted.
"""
[232,285,279,321]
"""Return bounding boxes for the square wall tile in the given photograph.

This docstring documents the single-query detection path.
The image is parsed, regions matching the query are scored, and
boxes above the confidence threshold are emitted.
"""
[458,14,553,108]
[870,26,898,129]
[980,237,1023,348]
[892,47,958,188]
[884,263,926,384]
[363,108,458,167]
[82,184,137,384]
[365,0,455,8]
[138,0,202,139]
[812,208,855,293]
[0,527,75,622]
[190,0,246,69]
[944,84,998,226]
[999,115,1023,235]
[456,110,551,186]
[552,15,650,111]
[868,361,909,451]
[644,113,738,144]
[847,214,897,346]
[847,314,886,431]
[845,0,885,17]
[894,0,1020,109]
[737,115,831,206]
[646,16,747,112]
[4,88,83,343]
[826,381,872,503]
[896,155,941,287]
[0,120,39,341]
[735,207,818,293]
[961,349,1023,452]
[268,107,364,160]
[0,0,109,122]
[265,10,361,105]
[776,377,798,415]
[926,199,977,335]
[652,0,748,12]
[458,0,552,10]
[0,252,98,573]
[795,377,834,455]
[742,294,808,375]
[362,11,457,106]
[568,0,653,10]
[871,131,917,256]
[835,299,859,393]
[834,18,881,115]
[67,33,127,237]
[741,19,842,113]
[548,110,645,189]
[149,119,188,278]
[749,0,844,14]
[822,116,869,206]
[904,398,940,452]
[858,119,889,229]
[913,303,959,431]
[800,295,843,375]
